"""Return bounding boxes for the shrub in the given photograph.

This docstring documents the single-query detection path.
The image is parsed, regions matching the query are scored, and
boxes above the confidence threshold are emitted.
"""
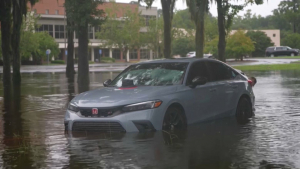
[51,60,65,64]
[100,57,115,63]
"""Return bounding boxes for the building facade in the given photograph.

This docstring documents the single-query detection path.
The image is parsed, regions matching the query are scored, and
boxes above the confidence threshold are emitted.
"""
[231,29,281,47]
[30,0,157,62]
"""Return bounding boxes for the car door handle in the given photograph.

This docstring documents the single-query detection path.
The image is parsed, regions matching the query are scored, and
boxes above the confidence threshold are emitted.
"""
[209,88,217,92]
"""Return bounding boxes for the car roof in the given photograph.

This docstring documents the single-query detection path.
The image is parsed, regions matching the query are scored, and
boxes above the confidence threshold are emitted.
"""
[134,58,220,65]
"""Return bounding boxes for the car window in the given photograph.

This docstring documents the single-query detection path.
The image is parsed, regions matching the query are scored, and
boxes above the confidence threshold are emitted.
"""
[186,61,210,85]
[267,47,274,51]
[207,61,235,82]
[287,47,292,50]
[276,47,283,50]
[110,62,188,87]
[282,47,287,50]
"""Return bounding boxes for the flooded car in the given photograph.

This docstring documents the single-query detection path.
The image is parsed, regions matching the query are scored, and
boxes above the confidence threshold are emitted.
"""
[64,58,255,132]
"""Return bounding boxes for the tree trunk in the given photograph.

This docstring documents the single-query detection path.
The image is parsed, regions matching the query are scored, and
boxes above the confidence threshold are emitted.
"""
[161,0,173,58]
[0,0,12,88]
[11,0,23,85]
[217,0,226,62]
[195,0,207,58]
[66,20,75,77]
[77,23,90,93]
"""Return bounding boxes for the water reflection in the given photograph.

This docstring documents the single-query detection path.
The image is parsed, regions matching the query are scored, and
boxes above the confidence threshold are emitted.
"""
[0,71,299,168]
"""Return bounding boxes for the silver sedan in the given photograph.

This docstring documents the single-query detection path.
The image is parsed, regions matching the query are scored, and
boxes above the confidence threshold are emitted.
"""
[65,58,255,132]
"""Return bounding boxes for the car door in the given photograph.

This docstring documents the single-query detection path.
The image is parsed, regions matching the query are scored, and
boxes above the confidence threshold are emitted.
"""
[281,46,288,56]
[182,61,215,124]
[275,47,283,56]
[206,61,237,118]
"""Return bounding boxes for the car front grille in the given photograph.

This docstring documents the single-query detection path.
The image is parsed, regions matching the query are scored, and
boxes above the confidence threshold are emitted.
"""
[72,121,126,132]
[79,108,120,118]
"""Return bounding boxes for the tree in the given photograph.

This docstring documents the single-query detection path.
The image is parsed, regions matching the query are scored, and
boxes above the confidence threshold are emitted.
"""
[32,32,60,62]
[277,0,300,33]
[11,0,38,84]
[282,32,300,50]
[65,0,105,91]
[140,0,176,58]
[172,37,195,57]
[66,19,75,77]
[215,0,262,62]
[0,0,12,88]
[246,31,274,57]
[226,30,254,61]
[97,5,144,62]
[145,18,164,58]
[187,0,208,58]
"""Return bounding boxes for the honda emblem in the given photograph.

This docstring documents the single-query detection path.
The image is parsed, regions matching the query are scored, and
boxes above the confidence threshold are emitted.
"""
[92,108,98,115]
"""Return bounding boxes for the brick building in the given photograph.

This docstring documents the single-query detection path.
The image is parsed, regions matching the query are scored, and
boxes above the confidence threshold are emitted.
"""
[29,0,157,62]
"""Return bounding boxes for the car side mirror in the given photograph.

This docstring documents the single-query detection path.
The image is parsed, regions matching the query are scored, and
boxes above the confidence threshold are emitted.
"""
[190,76,207,88]
[103,79,112,87]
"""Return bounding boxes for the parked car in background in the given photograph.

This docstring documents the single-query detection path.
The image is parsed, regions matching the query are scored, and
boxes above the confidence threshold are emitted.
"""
[186,51,214,59]
[265,46,299,57]
[65,58,255,133]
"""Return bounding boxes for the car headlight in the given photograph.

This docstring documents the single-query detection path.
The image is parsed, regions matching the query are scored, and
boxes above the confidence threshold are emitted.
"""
[68,103,79,112]
[122,100,162,112]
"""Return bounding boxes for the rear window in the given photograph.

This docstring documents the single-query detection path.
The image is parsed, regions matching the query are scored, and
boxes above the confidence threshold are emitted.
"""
[267,47,275,51]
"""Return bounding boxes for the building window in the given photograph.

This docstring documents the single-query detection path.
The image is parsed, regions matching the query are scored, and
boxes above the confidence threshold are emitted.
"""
[88,26,94,39]
[143,15,156,26]
[273,34,276,37]
[100,49,110,57]
[55,10,59,15]
[55,25,65,39]
[129,49,138,59]
[140,49,150,59]
[36,24,53,37]
[112,49,121,59]
[95,26,101,39]
[45,9,49,14]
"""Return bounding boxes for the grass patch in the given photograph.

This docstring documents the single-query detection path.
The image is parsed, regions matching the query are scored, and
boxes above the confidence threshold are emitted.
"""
[89,61,95,64]
[255,56,300,59]
[233,63,300,71]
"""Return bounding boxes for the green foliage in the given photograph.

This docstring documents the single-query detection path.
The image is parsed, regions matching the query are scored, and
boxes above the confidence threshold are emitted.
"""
[205,36,219,56]
[226,30,255,60]
[101,57,115,63]
[32,32,60,61]
[145,18,164,58]
[51,60,65,64]
[173,9,195,29]
[172,37,195,57]
[246,31,274,57]
[282,32,300,50]
[97,3,145,60]
[0,12,59,63]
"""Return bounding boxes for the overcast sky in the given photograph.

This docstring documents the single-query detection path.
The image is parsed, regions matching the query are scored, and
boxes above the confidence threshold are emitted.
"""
[117,0,282,17]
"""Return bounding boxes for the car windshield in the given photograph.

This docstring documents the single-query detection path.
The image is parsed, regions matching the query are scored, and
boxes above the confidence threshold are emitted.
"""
[287,47,292,50]
[110,62,189,87]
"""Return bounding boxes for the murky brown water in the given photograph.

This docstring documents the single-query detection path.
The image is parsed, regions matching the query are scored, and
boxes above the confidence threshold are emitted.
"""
[0,70,300,169]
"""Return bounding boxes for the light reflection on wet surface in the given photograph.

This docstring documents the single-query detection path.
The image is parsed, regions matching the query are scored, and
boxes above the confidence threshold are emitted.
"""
[0,70,300,168]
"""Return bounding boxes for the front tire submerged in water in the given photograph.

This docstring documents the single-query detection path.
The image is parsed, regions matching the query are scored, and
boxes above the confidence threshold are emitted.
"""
[236,97,253,124]
[162,107,187,131]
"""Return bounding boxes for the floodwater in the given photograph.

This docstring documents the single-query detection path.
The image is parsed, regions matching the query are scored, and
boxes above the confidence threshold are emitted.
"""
[0,70,300,168]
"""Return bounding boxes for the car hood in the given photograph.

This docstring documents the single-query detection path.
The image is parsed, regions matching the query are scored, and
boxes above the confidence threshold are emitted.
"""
[71,86,178,107]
